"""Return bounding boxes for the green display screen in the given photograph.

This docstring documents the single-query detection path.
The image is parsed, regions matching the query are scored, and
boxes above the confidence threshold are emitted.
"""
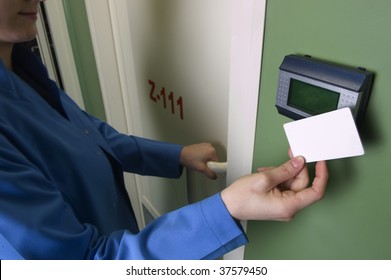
[288,79,340,115]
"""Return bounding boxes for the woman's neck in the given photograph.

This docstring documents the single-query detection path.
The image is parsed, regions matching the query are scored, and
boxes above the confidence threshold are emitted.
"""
[0,42,14,69]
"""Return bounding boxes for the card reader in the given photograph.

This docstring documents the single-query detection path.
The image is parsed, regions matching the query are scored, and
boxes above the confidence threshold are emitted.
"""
[275,55,374,126]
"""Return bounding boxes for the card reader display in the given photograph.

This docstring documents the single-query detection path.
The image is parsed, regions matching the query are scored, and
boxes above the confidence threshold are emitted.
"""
[275,55,374,126]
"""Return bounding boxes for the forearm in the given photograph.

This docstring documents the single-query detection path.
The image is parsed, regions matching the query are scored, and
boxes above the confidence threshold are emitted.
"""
[94,193,248,260]
[89,114,184,178]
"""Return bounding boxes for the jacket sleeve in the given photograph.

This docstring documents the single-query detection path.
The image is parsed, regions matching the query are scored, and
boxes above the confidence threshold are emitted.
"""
[0,134,247,260]
[94,194,248,259]
[87,113,184,179]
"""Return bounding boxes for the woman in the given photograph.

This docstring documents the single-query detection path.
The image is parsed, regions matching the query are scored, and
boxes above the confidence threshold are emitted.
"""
[0,0,328,259]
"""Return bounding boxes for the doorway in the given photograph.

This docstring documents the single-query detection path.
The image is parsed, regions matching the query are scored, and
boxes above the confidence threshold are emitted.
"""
[85,0,266,259]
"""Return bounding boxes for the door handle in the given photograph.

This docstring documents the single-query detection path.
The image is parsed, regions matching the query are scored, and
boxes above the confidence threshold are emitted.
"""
[207,161,227,173]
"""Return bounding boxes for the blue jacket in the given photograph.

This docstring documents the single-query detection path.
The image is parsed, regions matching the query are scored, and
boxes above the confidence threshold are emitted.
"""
[0,46,247,259]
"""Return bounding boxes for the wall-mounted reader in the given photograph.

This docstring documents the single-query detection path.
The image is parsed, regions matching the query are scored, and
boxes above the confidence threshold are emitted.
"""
[275,55,374,126]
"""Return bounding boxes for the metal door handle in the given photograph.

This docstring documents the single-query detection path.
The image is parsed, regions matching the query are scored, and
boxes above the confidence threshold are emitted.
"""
[207,161,227,173]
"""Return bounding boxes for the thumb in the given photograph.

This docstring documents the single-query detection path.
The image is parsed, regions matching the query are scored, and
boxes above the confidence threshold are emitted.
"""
[264,156,306,189]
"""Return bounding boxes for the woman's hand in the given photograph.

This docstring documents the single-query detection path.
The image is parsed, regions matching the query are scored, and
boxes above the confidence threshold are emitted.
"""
[180,143,218,180]
[221,156,328,221]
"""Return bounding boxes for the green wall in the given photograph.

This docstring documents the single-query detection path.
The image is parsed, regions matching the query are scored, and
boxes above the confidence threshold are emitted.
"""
[245,0,391,259]
[62,0,106,120]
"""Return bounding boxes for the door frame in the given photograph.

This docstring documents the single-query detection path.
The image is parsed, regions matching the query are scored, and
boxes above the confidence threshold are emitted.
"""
[84,0,266,259]
[39,1,85,108]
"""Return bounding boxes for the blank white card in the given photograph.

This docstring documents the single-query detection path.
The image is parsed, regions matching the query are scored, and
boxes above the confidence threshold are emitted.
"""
[283,108,364,162]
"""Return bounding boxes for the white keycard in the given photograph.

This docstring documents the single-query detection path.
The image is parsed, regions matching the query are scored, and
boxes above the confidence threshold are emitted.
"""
[283,107,364,162]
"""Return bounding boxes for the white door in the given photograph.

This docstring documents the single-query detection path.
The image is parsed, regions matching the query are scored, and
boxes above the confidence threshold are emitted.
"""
[85,0,266,259]
[122,0,233,219]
